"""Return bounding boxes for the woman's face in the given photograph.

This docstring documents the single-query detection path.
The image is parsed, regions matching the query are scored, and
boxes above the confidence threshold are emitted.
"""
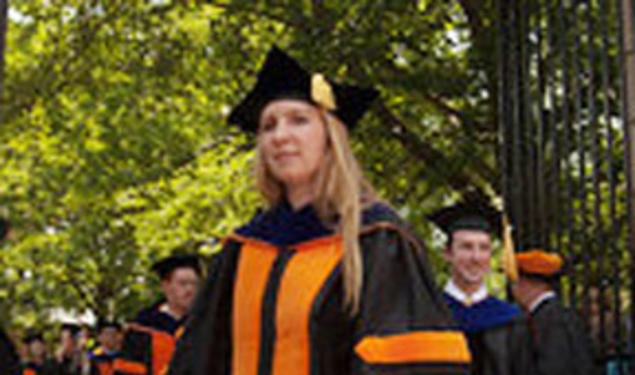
[258,99,327,189]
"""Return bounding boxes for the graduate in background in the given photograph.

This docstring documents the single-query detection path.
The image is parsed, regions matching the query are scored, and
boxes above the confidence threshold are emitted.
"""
[54,323,83,375]
[113,254,200,375]
[167,46,471,375]
[511,249,599,375]
[21,332,56,375]
[1,217,20,375]
[428,192,531,375]
[88,320,122,375]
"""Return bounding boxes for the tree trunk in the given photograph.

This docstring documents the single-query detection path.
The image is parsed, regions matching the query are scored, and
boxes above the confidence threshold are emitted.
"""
[0,0,7,123]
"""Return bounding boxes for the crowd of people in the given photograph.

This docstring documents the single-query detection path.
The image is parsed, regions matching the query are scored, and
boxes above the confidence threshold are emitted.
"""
[1,46,630,375]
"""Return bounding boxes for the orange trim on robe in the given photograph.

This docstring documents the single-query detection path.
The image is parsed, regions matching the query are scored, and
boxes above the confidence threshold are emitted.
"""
[97,361,115,375]
[355,331,472,364]
[23,369,36,375]
[123,323,177,375]
[151,329,176,375]
[272,238,342,375]
[232,241,279,375]
[113,359,147,375]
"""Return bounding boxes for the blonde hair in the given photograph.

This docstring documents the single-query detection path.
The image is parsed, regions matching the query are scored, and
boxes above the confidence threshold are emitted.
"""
[255,109,376,314]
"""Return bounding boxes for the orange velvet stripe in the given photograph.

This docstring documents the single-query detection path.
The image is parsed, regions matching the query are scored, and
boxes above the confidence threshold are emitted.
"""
[355,331,471,364]
[122,323,177,375]
[23,369,36,375]
[151,329,176,375]
[232,241,278,375]
[113,359,147,375]
[272,238,342,375]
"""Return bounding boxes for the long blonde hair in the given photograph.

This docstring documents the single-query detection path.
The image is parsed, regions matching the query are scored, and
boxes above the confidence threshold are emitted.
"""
[255,108,376,314]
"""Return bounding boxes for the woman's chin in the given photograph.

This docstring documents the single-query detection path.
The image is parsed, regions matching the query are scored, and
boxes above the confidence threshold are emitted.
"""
[273,170,312,187]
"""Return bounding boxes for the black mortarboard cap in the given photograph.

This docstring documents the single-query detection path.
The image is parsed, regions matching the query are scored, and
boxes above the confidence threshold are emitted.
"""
[151,254,201,280]
[23,330,44,344]
[227,46,379,132]
[427,190,502,238]
[96,319,121,332]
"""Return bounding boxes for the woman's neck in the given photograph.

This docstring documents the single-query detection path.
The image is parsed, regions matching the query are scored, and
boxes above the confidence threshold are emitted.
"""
[285,181,315,210]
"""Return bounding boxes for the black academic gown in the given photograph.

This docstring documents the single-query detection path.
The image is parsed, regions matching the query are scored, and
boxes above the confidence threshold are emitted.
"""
[0,328,20,375]
[54,354,82,375]
[21,360,57,375]
[89,346,119,375]
[529,297,599,375]
[444,293,532,375]
[114,301,185,375]
[168,202,471,375]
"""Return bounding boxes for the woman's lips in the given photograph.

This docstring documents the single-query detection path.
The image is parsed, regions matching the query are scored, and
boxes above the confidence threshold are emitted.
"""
[273,152,299,161]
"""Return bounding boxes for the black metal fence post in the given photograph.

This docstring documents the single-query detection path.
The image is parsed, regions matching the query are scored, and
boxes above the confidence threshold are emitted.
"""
[498,0,634,372]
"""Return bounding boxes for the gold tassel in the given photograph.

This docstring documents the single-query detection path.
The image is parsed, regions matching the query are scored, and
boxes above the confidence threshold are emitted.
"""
[311,73,337,111]
[502,214,519,282]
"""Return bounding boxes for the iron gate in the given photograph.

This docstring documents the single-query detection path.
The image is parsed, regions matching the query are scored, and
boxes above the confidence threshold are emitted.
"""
[497,0,634,373]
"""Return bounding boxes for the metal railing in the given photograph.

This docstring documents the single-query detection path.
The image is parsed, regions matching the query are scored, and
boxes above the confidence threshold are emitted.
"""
[497,0,634,373]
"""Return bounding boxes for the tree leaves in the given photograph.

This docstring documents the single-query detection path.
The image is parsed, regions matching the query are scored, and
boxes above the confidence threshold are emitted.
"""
[1,0,508,325]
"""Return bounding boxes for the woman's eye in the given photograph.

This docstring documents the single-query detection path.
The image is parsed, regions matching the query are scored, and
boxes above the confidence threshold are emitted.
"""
[292,116,308,124]
[261,121,275,132]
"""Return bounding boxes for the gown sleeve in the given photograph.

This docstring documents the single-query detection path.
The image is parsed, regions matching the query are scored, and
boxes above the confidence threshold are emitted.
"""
[532,300,599,375]
[352,225,471,375]
[113,327,152,375]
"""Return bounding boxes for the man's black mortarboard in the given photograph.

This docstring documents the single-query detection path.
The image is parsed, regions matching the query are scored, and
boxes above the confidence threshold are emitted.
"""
[23,331,43,344]
[60,323,81,337]
[227,46,379,132]
[151,254,201,280]
[427,191,502,238]
[96,319,121,333]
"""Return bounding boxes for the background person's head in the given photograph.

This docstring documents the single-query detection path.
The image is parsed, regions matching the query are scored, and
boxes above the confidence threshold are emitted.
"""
[227,46,379,312]
[444,229,493,291]
[96,320,121,352]
[152,254,201,316]
[510,249,563,310]
[56,322,80,360]
[23,332,46,362]
[428,191,501,293]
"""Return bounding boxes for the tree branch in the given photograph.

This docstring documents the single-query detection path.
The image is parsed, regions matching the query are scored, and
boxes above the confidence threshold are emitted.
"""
[373,102,476,191]
[457,0,483,34]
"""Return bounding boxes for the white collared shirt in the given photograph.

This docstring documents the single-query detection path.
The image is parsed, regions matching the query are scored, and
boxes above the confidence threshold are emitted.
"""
[529,291,556,313]
[444,279,488,306]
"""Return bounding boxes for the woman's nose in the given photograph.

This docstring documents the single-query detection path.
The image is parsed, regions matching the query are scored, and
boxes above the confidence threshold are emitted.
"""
[271,122,291,143]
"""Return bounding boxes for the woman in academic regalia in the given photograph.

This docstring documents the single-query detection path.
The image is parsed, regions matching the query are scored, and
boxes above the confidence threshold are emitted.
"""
[168,46,471,375]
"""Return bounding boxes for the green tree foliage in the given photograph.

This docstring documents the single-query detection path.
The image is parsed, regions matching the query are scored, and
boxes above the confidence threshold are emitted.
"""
[1,0,627,331]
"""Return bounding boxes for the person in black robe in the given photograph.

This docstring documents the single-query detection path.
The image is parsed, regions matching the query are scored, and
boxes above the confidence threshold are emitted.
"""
[53,323,83,375]
[88,320,122,375]
[1,327,20,375]
[512,249,599,375]
[1,217,20,375]
[167,46,471,375]
[428,191,532,375]
[21,332,57,375]
[113,255,200,375]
